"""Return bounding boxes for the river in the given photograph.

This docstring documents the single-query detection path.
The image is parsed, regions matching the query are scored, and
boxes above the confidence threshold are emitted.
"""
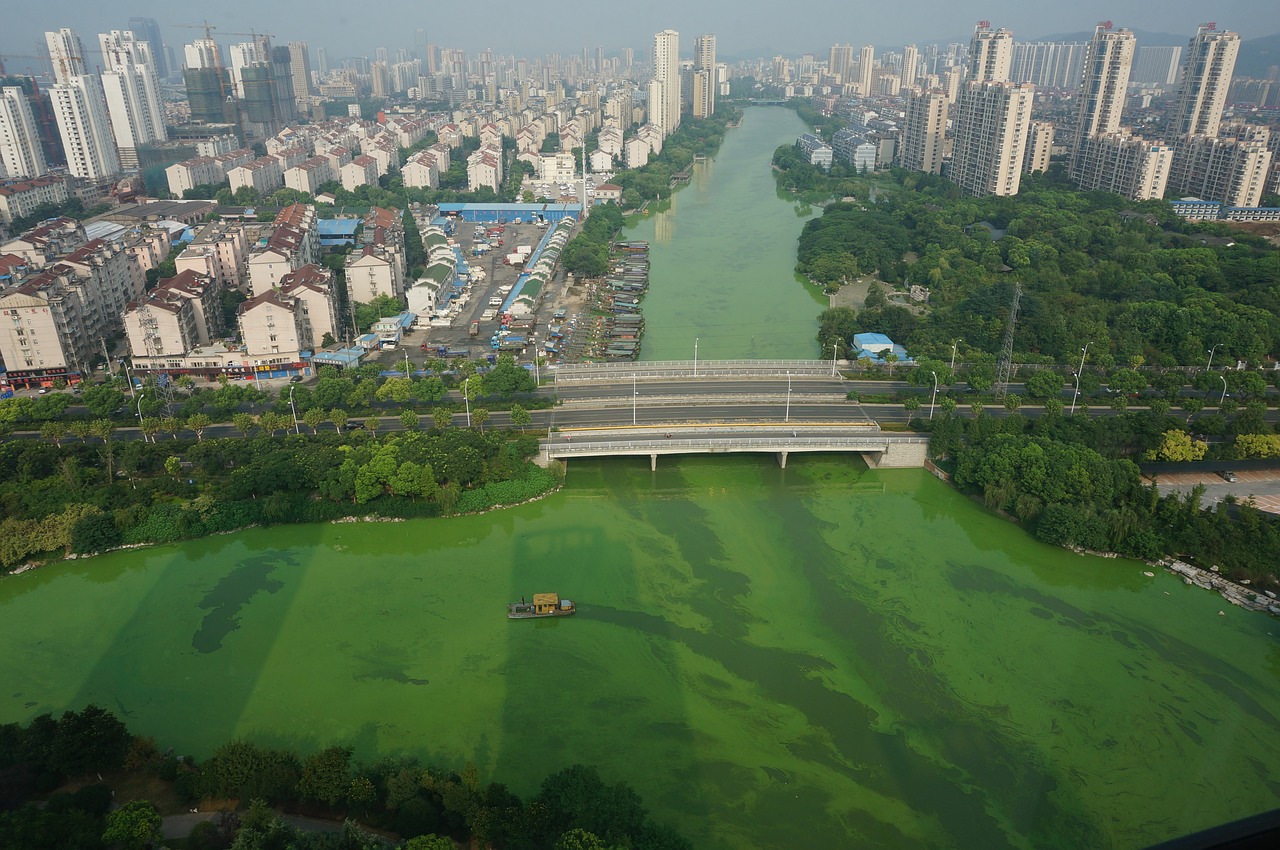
[623,107,826,361]
[2,110,1279,849]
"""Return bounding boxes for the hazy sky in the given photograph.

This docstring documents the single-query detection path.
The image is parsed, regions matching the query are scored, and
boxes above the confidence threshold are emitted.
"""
[3,0,1278,64]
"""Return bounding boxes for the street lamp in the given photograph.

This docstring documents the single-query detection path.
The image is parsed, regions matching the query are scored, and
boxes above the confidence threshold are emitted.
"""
[929,371,939,420]
[693,337,699,378]
[135,392,146,441]
[831,343,838,378]
[1219,374,1228,407]
[785,371,792,423]
[404,350,410,377]
[632,374,638,426]
[122,358,136,398]
[1207,343,1223,371]
[950,339,962,374]
[463,376,472,427]
[288,385,299,434]
[1070,342,1091,415]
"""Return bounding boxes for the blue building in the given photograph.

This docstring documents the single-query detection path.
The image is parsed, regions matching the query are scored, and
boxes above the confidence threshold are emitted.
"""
[434,202,582,224]
[852,333,912,364]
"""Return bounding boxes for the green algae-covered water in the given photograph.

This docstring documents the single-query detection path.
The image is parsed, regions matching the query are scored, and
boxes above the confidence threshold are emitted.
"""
[624,108,826,361]
[2,459,1278,849]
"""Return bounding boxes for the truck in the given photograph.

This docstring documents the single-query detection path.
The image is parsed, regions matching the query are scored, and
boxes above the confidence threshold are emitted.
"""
[469,321,480,337]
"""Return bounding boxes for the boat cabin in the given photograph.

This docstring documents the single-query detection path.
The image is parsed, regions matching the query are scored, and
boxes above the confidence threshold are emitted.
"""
[533,593,562,615]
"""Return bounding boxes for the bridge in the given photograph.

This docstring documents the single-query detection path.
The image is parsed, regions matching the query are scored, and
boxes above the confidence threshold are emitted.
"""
[552,359,844,383]
[540,423,929,470]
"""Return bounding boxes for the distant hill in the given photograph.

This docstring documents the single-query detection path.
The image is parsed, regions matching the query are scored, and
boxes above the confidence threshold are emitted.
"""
[1236,33,1280,79]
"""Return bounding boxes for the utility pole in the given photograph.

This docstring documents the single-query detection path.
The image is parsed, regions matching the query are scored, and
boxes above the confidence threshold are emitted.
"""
[993,283,1021,402]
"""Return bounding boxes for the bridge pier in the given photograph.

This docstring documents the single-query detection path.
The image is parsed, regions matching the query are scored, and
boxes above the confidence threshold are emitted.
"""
[865,439,928,469]
[650,453,657,471]
[777,451,788,469]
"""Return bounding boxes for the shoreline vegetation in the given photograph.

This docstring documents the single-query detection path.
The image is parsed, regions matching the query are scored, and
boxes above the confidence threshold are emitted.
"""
[769,102,1280,601]
[0,707,692,850]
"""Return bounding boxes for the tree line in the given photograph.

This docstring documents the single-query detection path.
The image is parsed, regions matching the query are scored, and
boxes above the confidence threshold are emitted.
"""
[0,706,690,850]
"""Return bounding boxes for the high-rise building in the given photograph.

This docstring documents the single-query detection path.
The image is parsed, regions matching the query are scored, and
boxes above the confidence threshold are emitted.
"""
[900,87,948,174]
[1009,41,1087,89]
[1170,24,1240,138]
[857,45,874,94]
[968,24,1013,83]
[1069,24,1135,182]
[0,87,48,179]
[901,45,919,89]
[45,28,87,85]
[1024,121,1055,174]
[50,75,119,179]
[1131,46,1183,86]
[1073,134,1173,200]
[184,39,220,71]
[949,80,1035,196]
[1168,123,1272,207]
[692,34,716,118]
[316,47,330,78]
[288,42,313,107]
[229,42,262,99]
[127,17,168,79]
[651,29,681,136]
[828,44,853,84]
[99,30,167,169]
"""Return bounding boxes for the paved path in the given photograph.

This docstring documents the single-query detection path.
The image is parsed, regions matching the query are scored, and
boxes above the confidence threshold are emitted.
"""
[1147,470,1280,515]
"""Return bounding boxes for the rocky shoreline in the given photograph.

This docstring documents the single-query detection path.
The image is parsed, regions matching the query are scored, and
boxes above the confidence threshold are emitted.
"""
[1157,557,1280,615]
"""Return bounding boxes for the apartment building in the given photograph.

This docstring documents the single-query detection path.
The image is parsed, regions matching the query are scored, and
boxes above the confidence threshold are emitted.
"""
[247,204,319,296]
[237,288,308,365]
[402,150,440,189]
[948,81,1035,197]
[278,263,338,347]
[1168,132,1273,208]
[228,157,285,196]
[340,155,380,191]
[0,177,70,226]
[899,88,948,174]
[0,87,48,180]
[467,147,502,192]
[1023,121,1055,175]
[1072,133,1173,200]
[0,217,86,267]
[124,280,206,363]
[0,264,92,386]
[177,222,248,291]
[797,133,834,169]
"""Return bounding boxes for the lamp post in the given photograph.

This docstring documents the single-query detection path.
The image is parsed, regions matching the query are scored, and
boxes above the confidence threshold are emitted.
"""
[632,374,638,426]
[135,392,146,441]
[929,371,939,419]
[831,343,838,377]
[785,371,792,423]
[1219,374,1228,407]
[1070,342,1091,415]
[1207,343,1222,372]
[950,339,962,374]
[123,359,136,398]
[463,376,472,427]
[404,350,410,377]
[288,385,299,434]
[693,337,699,377]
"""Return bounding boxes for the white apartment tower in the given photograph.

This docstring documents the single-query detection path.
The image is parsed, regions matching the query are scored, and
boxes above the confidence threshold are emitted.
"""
[184,39,220,70]
[1069,24,1135,183]
[99,30,168,169]
[1170,24,1240,139]
[900,87,948,174]
[949,81,1035,196]
[901,45,920,89]
[692,34,716,119]
[967,24,1013,83]
[50,75,120,179]
[45,28,88,84]
[858,45,874,95]
[289,42,313,108]
[0,87,48,179]
[829,44,853,84]
[651,29,681,137]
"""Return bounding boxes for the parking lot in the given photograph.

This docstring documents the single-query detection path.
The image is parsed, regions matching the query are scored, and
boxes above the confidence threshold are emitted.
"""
[1148,469,1280,514]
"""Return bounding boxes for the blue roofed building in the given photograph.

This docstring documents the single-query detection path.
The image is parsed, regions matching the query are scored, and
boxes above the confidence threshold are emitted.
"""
[317,217,360,248]
[434,202,582,224]
[852,332,912,363]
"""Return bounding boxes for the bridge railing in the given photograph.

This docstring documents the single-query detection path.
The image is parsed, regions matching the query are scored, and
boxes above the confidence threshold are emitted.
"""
[553,360,844,381]
[547,436,926,454]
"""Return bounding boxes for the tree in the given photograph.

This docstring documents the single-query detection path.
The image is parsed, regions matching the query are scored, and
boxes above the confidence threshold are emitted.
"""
[967,363,995,392]
[232,413,256,438]
[329,408,349,432]
[161,417,182,440]
[510,404,533,432]
[81,385,126,417]
[403,837,454,850]
[186,413,212,441]
[432,407,453,430]
[903,397,921,416]
[1151,429,1208,462]
[1024,370,1065,400]
[365,416,382,436]
[102,800,161,850]
[1003,394,1021,412]
[299,746,353,807]
[303,407,328,434]
[140,417,163,443]
[882,352,899,376]
[400,409,420,431]
[471,408,489,432]
[40,421,67,447]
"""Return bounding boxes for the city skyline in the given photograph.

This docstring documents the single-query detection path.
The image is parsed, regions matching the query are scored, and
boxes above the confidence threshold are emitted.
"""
[1,1,1277,64]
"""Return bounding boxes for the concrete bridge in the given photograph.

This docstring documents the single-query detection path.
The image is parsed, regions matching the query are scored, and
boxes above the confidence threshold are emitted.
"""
[540,424,929,470]
[553,359,845,383]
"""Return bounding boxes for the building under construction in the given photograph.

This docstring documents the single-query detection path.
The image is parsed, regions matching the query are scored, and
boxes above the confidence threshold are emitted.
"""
[183,66,234,125]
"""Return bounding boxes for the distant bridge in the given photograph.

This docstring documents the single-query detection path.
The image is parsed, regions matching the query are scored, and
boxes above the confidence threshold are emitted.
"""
[553,359,845,383]
[540,424,928,470]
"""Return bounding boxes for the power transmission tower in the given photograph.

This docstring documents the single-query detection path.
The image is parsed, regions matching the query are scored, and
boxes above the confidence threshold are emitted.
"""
[993,282,1021,401]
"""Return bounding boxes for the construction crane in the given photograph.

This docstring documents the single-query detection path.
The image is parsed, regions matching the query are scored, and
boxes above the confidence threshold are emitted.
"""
[175,21,250,139]
[0,50,94,83]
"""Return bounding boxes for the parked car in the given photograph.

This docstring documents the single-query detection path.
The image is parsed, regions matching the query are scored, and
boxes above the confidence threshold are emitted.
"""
[289,374,303,383]
[1219,470,1239,483]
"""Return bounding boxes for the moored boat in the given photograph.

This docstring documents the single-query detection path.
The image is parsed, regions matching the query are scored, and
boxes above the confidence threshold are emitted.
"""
[508,592,576,619]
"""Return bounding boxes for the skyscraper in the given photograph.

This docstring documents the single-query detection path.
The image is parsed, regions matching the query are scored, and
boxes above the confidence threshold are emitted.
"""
[50,74,119,179]
[1069,23,1135,183]
[45,28,87,84]
[900,87,948,174]
[692,34,716,118]
[0,86,48,179]
[858,45,874,94]
[1170,24,1240,138]
[289,42,314,107]
[651,29,680,137]
[901,45,919,89]
[949,81,1035,196]
[127,17,168,79]
[967,24,1013,83]
[99,30,167,169]
[184,39,220,71]
[828,44,853,84]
